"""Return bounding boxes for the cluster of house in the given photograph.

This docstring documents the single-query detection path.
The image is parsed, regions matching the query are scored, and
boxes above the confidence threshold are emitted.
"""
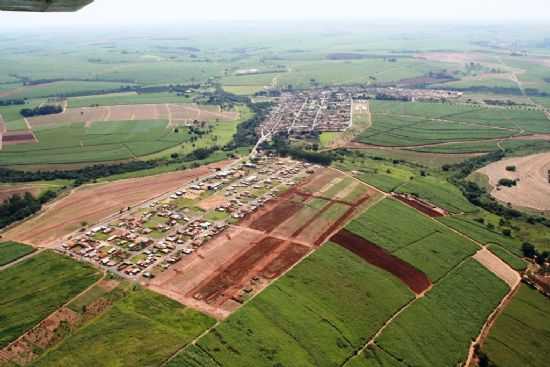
[260,89,352,136]
[62,156,316,280]
[259,86,463,137]
[351,87,463,102]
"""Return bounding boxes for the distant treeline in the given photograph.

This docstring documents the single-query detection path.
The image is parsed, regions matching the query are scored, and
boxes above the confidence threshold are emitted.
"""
[0,99,26,106]
[20,105,63,118]
[268,135,333,166]
[434,86,523,96]
[0,191,57,229]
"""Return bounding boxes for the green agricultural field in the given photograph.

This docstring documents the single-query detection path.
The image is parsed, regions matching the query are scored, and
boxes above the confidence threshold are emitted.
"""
[438,215,523,255]
[348,345,404,367]
[0,251,101,348]
[0,120,194,165]
[0,241,35,266]
[483,285,550,367]
[487,245,527,271]
[364,101,550,148]
[168,244,414,367]
[33,288,215,367]
[371,259,509,367]
[0,100,45,131]
[358,113,514,147]
[410,140,501,153]
[345,147,476,168]
[0,81,135,101]
[68,92,194,108]
[346,199,479,281]
[335,153,476,213]
[222,85,265,95]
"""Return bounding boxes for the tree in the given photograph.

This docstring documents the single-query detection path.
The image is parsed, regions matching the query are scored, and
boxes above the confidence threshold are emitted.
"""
[522,242,537,258]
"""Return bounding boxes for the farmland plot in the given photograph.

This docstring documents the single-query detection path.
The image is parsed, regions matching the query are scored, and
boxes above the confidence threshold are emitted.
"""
[32,288,215,367]
[483,285,550,367]
[371,259,509,367]
[0,251,100,348]
[0,241,34,266]
[168,244,414,367]
[346,199,479,281]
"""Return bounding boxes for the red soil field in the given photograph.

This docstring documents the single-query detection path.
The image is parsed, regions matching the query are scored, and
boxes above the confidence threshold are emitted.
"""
[393,193,447,217]
[331,229,431,294]
[259,242,310,279]
[2,131,36,144]
[188,236,286,304]
[246,195,305,233]
[299,169,342,194]
[3,161,231,247]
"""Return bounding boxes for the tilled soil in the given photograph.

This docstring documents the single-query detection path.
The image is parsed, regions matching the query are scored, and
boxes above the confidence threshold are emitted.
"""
[331,229,432,294]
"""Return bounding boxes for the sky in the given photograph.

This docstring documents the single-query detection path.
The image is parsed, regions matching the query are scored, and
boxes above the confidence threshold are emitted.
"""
[0,0,548,29]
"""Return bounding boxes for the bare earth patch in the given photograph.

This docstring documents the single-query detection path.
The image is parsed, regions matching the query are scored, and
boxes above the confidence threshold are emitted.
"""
[477,152,550,212]
[473,247,520,289]
[2,161,231,247]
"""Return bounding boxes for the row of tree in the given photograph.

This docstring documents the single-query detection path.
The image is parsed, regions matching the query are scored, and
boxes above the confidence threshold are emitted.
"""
[20,105,63,118]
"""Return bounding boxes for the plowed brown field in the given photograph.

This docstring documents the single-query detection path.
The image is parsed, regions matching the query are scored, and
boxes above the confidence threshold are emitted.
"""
[3,161,231,247]
[331,229,431,294]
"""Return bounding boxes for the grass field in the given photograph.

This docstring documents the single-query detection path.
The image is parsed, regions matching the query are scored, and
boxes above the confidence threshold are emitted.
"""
[0,251,101,348]
[168,244,414,367]
[346,199,479,281]
[0,120,192,165]
[358,113,515,147]
[0,100,44,131]
[360,100,550,149]
[68,92,194,108]
[33,288,215,367]
[372,258,509,367]
[0,81,134,101]
[335,153,476,213]
[438,215,524,256]
[346,148,477,168]
[483,285,550,367]
[0,241,35,266]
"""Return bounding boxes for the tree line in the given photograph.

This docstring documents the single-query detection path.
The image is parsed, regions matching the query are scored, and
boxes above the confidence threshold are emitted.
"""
[0,191,56,229]
[20,105,63,118]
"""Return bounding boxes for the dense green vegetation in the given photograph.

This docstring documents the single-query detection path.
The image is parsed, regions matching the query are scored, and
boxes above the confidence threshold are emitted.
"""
[0,251,101,348]
[33,288,215,367]
[0,191,57,229]
[0,120,196,165]
[0,241,34,266]
[372,259,509,367]
[169,244,414,367]
[347,199,479,281]
[20,104,63,118]
[438,215,523,255]
[483,285,550,367]
[333,149,477,213]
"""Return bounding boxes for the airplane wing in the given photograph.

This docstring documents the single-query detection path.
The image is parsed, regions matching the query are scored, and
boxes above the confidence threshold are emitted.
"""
[0,0,93,12]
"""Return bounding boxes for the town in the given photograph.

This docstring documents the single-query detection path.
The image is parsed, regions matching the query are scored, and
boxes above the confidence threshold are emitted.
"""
[61,156,316,281]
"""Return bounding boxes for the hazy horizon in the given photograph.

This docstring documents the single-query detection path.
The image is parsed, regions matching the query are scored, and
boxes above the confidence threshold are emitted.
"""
[0,0,549,30]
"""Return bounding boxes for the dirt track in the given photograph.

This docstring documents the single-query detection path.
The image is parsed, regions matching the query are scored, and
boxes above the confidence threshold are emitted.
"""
[2,161,230,247]
[477,152,550,211]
